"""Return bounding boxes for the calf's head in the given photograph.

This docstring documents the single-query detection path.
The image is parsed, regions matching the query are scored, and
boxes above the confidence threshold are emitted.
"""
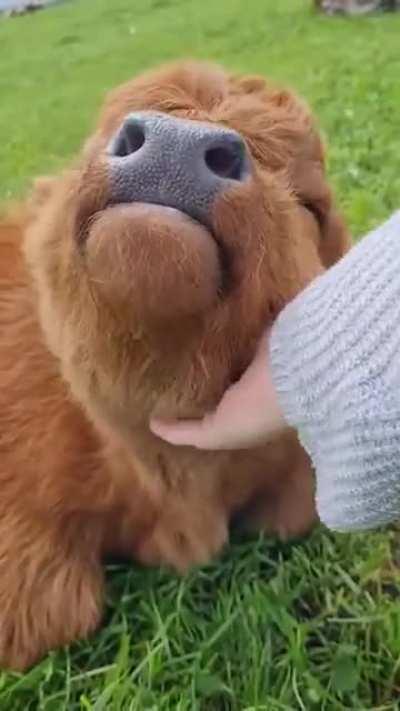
[25,61,349,433]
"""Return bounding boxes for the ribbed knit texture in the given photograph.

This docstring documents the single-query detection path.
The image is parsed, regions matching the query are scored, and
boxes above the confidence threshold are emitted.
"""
[270,212,400,532]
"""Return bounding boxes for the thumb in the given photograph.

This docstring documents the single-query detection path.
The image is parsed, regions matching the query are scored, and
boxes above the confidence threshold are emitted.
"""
[150,413,218,448]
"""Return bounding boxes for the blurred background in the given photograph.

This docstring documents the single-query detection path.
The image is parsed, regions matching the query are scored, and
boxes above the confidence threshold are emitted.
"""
[1,0,399,234]
[0,2,400,709]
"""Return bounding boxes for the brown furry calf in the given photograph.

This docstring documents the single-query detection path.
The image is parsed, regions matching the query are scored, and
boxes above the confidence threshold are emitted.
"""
[0,61,350,670]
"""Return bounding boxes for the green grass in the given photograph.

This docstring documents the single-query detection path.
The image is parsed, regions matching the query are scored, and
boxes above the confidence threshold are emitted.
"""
[1,0,400,708]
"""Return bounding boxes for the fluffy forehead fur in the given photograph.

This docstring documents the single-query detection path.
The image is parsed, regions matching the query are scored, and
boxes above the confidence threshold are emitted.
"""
[0,60,349,670]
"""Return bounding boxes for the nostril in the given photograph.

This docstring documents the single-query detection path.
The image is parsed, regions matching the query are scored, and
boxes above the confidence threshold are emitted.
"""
[111,119,146,158]
[205,140,246,182]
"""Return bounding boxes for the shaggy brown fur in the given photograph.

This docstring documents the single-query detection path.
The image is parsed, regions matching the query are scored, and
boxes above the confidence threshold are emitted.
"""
[0,61,350,670]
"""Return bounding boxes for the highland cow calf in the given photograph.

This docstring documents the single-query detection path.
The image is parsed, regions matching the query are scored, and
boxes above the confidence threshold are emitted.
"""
[0,61,349,669]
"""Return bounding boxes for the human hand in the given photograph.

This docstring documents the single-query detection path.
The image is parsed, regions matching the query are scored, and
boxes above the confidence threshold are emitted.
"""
[150,329,286,450]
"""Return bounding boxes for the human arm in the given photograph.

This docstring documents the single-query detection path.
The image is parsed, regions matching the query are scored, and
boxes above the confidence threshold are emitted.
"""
[152,212,400,532]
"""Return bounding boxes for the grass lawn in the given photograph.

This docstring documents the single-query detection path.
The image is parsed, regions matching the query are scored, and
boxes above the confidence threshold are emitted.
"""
[1,0,400,708]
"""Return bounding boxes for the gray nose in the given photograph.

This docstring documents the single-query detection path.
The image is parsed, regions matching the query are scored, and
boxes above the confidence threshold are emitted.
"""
[107,111,250,226]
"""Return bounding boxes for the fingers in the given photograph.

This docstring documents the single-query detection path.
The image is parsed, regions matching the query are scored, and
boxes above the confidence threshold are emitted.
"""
[149,327,276,451]
[150,414,222,449]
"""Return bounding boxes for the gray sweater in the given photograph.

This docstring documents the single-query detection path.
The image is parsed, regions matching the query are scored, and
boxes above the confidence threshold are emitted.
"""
[270,212,400,532]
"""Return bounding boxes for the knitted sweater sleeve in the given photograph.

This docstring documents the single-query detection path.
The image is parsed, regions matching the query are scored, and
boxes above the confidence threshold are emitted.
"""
[270,212,400,532]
